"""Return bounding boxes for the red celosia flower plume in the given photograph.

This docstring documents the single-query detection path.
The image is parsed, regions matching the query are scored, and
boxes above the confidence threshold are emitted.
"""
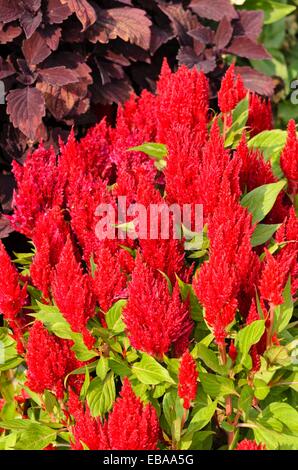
[30,206,69,299]
[236,439,266,450]
[156,60,209,142]
[247,93,273,137]
[123,256,193,358]
[26,321,81,399]
[218,64,246,115]
[193,181,256,343]
[275,208,298,295]
[107,378,160,450]
[12,144,62,238]
[280,119,298,195]
[178,351,198,409]
[259,248,295,306]
[0,241,27,351]
[92,241,130,313]
[68,390,108,450]
[51,236,96,348]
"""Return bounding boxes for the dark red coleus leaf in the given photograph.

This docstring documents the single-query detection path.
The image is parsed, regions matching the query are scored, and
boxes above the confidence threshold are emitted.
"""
[188,24,214,45]
[235,10,264,41]
[38,66,79,86]
[0,23,22,44]
[150,25,174,55]
[92,78,133,105]
[0,56,15,79]
[46,0,72,24]
[0,0,23,23]
[20,10,42,38]
[214,16,233,50]
[40,25,62,51]
[0,216,13,239]
[22,31,52,66]
[226,37,271,60]
[235,66,274,96]
[159,3,198,46]
[89,7,152,50]
[189,0,238,21]
[60,0,96,31]
[0,173,14,212]
[7,86,46,140]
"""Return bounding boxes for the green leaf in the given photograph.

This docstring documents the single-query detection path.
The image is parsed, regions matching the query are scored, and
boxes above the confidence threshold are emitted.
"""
[176,276,202,321]
[248,129,287,161]
[0,421,57,450]
[241,181,286,224]
[189,401,217,432]
[96,356,109,381]
[191,344,226,375]
[237,320,265,364]
[162,390,178,428]
[44,391,58,414]
[275,276,293,333]
[199,374,236,398]
[127,143,167,160]
[87,373,116,417]
[70,333,98,361]
[253,378,270,400]
[225,96,249,147]
[251,223,281,247]
[253,422,298,450]
[109,357,132,378]
[238,385,254,416]
[132,354,175,385]
[265,345,291,366]
[0,328,23,371]
[105,300,126,334]
[80,366,90,401]
[244,1,296,24]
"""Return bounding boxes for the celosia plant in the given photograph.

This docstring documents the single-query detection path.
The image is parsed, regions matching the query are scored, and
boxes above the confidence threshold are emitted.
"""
[0,62,297,451]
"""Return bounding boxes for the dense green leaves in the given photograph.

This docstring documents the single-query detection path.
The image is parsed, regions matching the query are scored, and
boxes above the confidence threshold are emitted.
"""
[237,320,266,363]
[132,354,174,385]
[86,373,116,418]
[241,180,286,224]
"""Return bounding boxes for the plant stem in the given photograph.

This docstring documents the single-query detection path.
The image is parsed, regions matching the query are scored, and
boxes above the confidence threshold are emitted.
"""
[266,303,275,349]
[218,342,234,446]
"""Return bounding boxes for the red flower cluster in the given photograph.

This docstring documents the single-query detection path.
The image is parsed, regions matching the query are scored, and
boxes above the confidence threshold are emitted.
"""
[280,119,298,195]
[0,241,27,351]
[69,378,159,450]
[123,256,193,358]
[26,322,82,399]
[178,351,198,409]
[236,439,266,450]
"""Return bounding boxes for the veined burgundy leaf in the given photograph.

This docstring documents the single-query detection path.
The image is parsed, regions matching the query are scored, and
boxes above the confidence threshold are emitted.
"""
[60,0,97,31]
[236,10,264,40]
[23,0,41,11]
[104,51,130,67]
[0,173,14,212]
[46,0,72,24]
[159,4,198,46]
[214,16,233,50]
[91,8,152,50]
[226,38,271,60]
[22,31,52,66]
[0,57,15,79]
[0,23,22,44]
[0,216,13,239]
[7,86,46,140]
[189,0,238,21]
[92,79,133,105]
[38,66,79,86]
[150,26,174,55]
[41,25,62,51]
[188,24,214,45]
[0,0,23,23]
[177,46,201,68]
[235,66,274,96]
[20,10,42,39]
